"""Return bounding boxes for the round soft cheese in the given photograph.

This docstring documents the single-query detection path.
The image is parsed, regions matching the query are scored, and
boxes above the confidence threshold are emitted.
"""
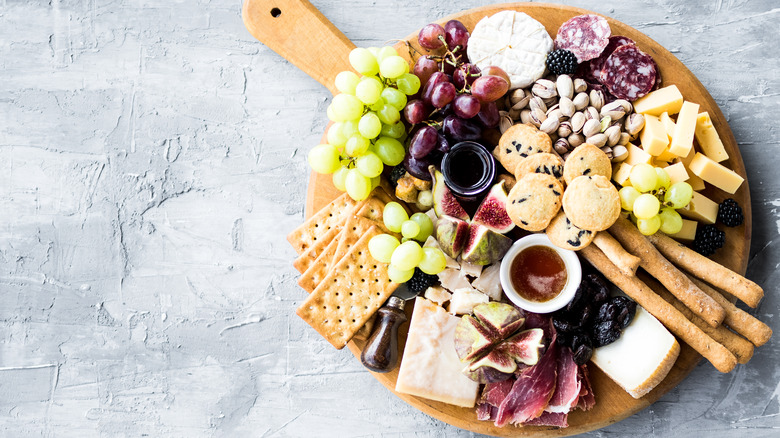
[467,11,554,90]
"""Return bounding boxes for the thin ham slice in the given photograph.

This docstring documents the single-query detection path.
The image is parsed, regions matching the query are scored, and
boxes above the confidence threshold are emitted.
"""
[524,411,569,427]
[577,364,596,411]
[476,380,514,421]
[546,346,581,413]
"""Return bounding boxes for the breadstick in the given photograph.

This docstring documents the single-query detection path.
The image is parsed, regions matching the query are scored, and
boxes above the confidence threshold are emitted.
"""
[689,277,772,347]
[608,217,725,327]
[645,276,754,364]
[646,232,764,308]
[593,232,641,276]
[580,245,737,373]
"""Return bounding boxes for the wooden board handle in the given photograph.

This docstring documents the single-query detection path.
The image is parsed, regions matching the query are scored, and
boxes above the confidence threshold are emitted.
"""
[242,0,356,94]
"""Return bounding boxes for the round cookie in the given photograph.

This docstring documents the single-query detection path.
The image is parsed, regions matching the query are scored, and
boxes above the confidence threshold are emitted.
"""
[562,175,621,231]
[514,152,565,185]
[494,123,553,174]
[563,143,612,185]
[506,173,563,232]
[546,210,595,251]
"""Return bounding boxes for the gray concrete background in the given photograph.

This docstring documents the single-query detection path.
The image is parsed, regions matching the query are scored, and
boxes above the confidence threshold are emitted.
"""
[0,0,778,436]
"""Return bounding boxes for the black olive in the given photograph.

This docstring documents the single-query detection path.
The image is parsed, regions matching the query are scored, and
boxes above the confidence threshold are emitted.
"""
[572,343,594,365]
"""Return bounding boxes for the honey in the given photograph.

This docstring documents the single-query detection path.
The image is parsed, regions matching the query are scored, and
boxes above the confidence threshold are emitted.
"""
[510,245,568,303]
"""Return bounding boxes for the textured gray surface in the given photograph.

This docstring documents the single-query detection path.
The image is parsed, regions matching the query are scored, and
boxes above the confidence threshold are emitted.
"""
[0,0,778,436]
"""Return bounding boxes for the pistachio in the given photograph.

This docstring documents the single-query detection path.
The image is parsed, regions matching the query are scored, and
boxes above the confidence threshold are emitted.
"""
[509,102,525,120]
[618,132,631,146]
[562,151,572,161]
[605,125,622,147]
[547,108,563,123]
[625,113,646,137]
[557,121,573,138]
[600,101,626,121]
[520,109,533,125]
[570,112,586,134]
[532,79,558,99]
[600,146,613,159]
[530,107,547,127]
[554,138,570,155]
[499,113,514,134]
[599,116,612,133]
[559,97,576,118]
[509,89,527,106]
[583,118,602,138]
[543,96,559,107]
[614,99,633,114]
[587,133,608,147]
[573,92,589,110]
[556,75,574,100]
[589,89,605,111]
[540,116,560,135]
[568,133,585,148]
[585,106,600,121]
[574,78,588,93]
[611,145,629,162]
[529,96,547,113]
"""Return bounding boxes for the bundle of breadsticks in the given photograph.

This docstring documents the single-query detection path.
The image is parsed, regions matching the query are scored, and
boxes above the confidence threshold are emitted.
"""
[582,216,771,373]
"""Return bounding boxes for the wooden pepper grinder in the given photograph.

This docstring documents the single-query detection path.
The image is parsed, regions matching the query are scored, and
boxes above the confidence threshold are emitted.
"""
[361,296,408,373]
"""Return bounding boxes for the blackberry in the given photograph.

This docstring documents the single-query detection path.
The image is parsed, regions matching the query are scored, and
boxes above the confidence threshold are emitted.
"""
[692,224,726,256]
[546,49,579,75]
[389,165,407,188]
[718,198,744,227]
[406,268,438,293]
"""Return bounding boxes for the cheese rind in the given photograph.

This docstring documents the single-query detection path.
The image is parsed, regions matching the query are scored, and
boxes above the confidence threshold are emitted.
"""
[688,152,743,194]
[639,115,669,156]
[633,85,684,116]
[668,101,699,157]
[395,297,479,407]
[694,112,729,163]
[591,306,680,398]
[679,191,718,224]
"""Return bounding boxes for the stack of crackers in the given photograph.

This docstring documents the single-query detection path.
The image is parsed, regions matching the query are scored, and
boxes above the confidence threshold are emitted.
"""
[288,187,402,349]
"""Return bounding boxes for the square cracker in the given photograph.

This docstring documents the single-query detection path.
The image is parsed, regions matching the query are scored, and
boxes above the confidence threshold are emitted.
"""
[293,225,342,274]
[287,192,358,255]
[296,226,399,349]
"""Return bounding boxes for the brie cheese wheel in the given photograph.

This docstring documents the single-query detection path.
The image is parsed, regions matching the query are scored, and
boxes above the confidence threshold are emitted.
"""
[467,11,553,89]
[591,306,680,398]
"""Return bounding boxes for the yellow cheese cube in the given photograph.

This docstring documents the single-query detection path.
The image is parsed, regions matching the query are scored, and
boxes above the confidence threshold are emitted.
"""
[668,219,698,242]
[655,147,678,162]
[679,191,718,224]
[668,101,700,157]
[688,152,744,194]
[664,162,689,184]
[624,143,653,165]
[675,147,706,191]
[694,112,729,163]
[659,112,676,139]
[613,162,633,186]
[640,115,670,156]
[633,85,684,116]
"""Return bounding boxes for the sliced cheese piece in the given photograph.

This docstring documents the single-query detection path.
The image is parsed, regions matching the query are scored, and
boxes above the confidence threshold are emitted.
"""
[659,112,676,139]
[668,101,699,157]
[395,297,479,407]
[655,147,678,163]
[679,190,718,224]
[694,112,729,162]
[424,286,452,306]
[640,115,669,156]
[633,85,684,116]
[688,152,743,194]
[591,306,680,399]
[448,288,489,315]
[668,219,698,242]
[624,143,653,165]
[663,162,689,185]
[612,162,633,186]
[676,145,706,191]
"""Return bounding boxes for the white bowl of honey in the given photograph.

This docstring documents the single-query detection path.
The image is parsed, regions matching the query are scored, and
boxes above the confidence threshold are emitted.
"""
[499,234,582,314]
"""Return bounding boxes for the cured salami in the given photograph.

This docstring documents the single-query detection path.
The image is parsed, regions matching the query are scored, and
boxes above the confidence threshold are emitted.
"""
[555,14,611,63]
[579,35,635,82]
[599,44,657,100]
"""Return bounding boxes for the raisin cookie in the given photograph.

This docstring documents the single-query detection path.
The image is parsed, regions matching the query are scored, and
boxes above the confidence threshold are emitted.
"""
[494,123,552,174]
[546,210,595,251]
[514,152,565,185]
[562,175,621,231]
[506,173,563,232]
[563,143,612,186]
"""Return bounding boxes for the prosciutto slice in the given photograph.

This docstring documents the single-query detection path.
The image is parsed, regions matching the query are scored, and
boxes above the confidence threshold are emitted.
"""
[524,411,569,427]
[476,380,514,421]
[577,364,596,411]
[546,346,581,413]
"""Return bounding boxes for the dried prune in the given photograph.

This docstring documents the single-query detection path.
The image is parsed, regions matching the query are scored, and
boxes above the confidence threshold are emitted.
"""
[553,315,577,333]
[587,273,610,303]
[570,331,592,351]
[572,343,593,365]
[597,300,618,322]
[613,296,637,328]
[592,320,621,347]
[565,283,588,313]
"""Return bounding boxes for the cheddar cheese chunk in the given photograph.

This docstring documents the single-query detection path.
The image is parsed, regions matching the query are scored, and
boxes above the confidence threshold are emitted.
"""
[668,101,699,157]
[688,152,744,194]
[663,162,689,185]
[612,162,633,186]
[668,219,698,242]
[679,191,718,224]
[624,143,653,165]
[694,112,729,163]
[633,85,684,116]
[659,112,676,139]
[640,115,669,156]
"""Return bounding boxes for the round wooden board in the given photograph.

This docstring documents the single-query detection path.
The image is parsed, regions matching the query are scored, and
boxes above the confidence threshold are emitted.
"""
[246,1,752,436]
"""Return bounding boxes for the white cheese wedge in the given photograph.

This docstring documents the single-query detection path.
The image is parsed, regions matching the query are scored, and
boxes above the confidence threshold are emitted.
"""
[591,306,680,399]
[471,263,503,301]
[448,288,490,315]
[424,286,452,306]
[395,297,479,407]
[467,11,553,89]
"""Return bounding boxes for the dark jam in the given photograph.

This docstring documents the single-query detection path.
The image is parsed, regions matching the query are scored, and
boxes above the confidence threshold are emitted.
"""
[441,141,496,203]
[510,245,568,303]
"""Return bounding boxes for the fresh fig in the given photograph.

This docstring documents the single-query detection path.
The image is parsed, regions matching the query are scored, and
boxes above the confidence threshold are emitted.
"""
[461,224,512,265]
[464,350,517,383]
[435,215,470,259]
[472,302,525,339]
[472,181,515,234]
[454,314,495,361]
[430,166,470,221]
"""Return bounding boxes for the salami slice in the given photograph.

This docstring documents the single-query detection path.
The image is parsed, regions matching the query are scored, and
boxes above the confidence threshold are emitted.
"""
[555,14,611,63]
[579,36,635,82]
[599,44,657,101]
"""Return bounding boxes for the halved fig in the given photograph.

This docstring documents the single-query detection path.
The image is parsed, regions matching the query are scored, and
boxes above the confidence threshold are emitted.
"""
[430,166,470,221]
[461,224,512,265]
[472,181,515,234]
[473,303,525,339]
[435,215,470,259]
[454,314,495,362]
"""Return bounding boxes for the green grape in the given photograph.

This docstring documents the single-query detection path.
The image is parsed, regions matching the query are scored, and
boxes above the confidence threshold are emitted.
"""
[345,168,372,200]
[345,134,370,157]
[375,46,398,63]
[341,119,359,138]
[355,76,383,105]
[376,104,401,125]
[387,265,415,283]
[332,166,349,191]
[381,87,407,111]
[332,93,364,121]
[658,208,684,234]
[655,167,671,191]
[326,122,347,147]
[418,248,447,275]
[368,234,400,263]
[633,193,661,219]
[356,152,383,178]
[637,215,662,236]
[390,240,424,271]
[326,103,339,122]
[410,212,433,242]
[370,175,381,189]
[664,182,693,209]
[358,112,382,139]
[334,71,360,95]
[308,144,340,174]
[401,220,420,239]
[396,73,421,95]
[629,163,658,193]
[366,47,380,57]
[379,56,408,79]
[619,186,642,211]
[349,48,379,76]
[374,136,405,166]
[383,201,409,233]
[381,121,406,139]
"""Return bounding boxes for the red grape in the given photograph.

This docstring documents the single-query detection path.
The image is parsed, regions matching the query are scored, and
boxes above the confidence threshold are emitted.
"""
[480,66,511,86]
[436,132,450,153]
[421,71,449,106]
[442,115,482,142]
[418,24,445,50]
[476,101,499,128]
[453,94,481,119]
[409,125,438,159]
[444,20,469,52]
[404,99,428,125]
[430,82,456,108]
[403,153,433,181]
[413,56,439,87]
[453,63,480,89]
[471,75,509,103]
